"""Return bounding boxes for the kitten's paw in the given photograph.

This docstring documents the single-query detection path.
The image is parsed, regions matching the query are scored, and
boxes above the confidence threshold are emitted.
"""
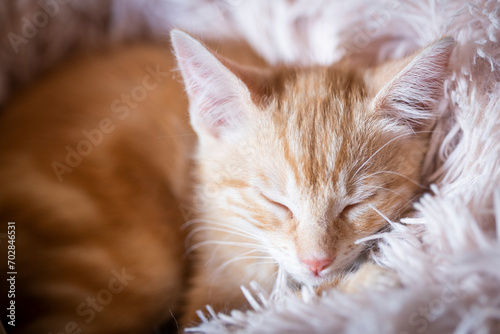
[339,262,401,293]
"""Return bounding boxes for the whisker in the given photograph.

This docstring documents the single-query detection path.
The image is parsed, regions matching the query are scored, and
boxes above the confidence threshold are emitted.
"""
[362,185,416,207]
[185,226,262,245]
[246,261,278,269]
[352,131,433,178]
[216,252,275,273]
[186,240,269,255]
[361,170,427,188]
[183,219,262,240]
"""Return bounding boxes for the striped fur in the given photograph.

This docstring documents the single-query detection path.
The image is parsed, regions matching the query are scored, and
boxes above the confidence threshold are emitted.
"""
[173,31,454,324]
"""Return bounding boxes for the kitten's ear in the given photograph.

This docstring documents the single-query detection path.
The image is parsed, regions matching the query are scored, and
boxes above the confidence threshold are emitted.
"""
[171,29,254,141]
[373,37,455,131]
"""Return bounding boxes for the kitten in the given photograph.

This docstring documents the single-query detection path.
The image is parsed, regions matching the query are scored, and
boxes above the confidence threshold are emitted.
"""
[0,43,197,333]
[0,34,265,333]
[171,31,454,324]
[0,29,453,332]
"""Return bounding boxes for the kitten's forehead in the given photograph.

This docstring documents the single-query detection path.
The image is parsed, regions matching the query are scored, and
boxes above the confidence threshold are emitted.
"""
[263,65,370,194]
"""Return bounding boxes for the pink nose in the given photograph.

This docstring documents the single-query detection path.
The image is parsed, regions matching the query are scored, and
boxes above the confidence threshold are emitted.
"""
[300,257,334,276]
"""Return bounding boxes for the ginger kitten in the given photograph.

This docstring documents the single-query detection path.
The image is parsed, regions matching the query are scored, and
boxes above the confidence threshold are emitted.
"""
[0,43,196,333]
[171,31,455,323]
[0,33,265,333]
[0,28,454,332]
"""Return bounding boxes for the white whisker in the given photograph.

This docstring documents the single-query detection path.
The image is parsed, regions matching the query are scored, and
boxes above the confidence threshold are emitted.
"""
[246,261,278,268]
[183,219,262,240]
[185,225,262,245]
[186,240,269,255]
[352,131,433,178]
[215,251,275,273]
[362,185,415,207]
[362,170,426,188]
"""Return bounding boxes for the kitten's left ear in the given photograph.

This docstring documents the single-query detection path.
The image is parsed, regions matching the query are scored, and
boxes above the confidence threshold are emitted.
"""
[171,29,255,141]
[373,37,455,131]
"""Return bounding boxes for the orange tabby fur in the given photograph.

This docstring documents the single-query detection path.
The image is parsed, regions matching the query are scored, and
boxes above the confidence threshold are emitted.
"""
[172,32,454,324]
[0,43,196,333]
[0,30,454,332]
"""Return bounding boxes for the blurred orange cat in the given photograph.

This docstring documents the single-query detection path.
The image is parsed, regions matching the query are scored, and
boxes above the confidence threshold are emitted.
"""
[0,30,454,332]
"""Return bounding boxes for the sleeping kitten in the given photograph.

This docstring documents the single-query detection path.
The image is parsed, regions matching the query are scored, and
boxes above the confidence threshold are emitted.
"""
[171,31,455,323]
[0,42,195,333]
[0,28,453,332]
[0,33,265,333]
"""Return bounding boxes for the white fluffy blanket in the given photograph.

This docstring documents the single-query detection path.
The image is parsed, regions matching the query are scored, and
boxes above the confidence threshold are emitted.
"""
[1,1,499,333]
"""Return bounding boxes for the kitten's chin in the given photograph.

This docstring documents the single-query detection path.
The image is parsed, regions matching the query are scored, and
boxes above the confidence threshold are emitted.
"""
[289,271,331,287]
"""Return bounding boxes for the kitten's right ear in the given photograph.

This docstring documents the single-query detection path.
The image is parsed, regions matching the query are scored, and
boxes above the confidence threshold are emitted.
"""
[171,30,254,141]
[372,37,455,131]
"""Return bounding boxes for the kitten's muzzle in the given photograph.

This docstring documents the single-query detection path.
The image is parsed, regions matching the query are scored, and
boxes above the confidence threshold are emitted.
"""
[300,256,335,277]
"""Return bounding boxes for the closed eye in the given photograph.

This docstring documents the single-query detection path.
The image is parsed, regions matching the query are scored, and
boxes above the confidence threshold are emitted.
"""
[340,203,360,217]
[341,192,378,217]
[261,194,294,219]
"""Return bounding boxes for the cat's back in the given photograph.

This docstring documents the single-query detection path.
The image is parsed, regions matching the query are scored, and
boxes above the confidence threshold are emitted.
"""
[0,42,193,193]
[0,43,192,333]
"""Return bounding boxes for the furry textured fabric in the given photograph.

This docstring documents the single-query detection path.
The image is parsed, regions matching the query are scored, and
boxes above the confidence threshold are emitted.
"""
[1,0,499,333]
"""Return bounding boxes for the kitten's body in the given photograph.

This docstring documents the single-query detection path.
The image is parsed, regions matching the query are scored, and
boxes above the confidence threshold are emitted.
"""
[0,31,454,332]
[0,44,195,333]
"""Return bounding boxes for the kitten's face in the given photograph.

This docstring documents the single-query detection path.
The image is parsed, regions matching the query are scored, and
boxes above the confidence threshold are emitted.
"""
[172,31,454,286]
[196,67,427,285]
